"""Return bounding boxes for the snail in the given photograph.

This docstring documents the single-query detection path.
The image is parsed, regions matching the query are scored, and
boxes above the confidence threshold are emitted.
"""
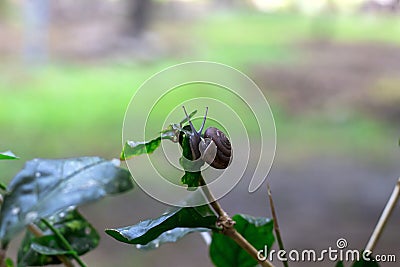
[179,106,232,169]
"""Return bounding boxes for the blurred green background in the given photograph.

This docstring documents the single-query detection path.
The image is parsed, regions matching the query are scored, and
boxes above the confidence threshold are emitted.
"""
[1,0,400,266]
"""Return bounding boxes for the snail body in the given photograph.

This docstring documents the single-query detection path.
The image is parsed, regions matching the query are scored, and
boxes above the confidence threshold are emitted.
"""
[179,107,232,169]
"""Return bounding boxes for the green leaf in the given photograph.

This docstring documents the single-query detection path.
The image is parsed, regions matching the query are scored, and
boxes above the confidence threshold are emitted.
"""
[178,127,203,188]
[121,110,197,160]
[210,214,275,267]
[18,208,99,266]
[0,151,18,160]
[31,243,74,256]
[106,205,217,245]
[5,258,14,267]
[181,171,202,189]
[137,227,210,250]
[120,137,162,160]
[0,182,6,191]
[336,261,345,267]
[0,156,133,244]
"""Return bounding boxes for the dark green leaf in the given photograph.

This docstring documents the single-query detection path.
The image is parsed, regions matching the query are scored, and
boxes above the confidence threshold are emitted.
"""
[0,182,6,191]
[336,261,345,267]
[181,171,202,189]
[18,208,99,266]
[137,227,210,250]
[179,128,203,188]
[210,214,275,267]
[106,205,217,245]
[121,110,197,160]
[0,157,132,243]
[31,243,73,256]
[0,151,18,160]
[179,127,194,160]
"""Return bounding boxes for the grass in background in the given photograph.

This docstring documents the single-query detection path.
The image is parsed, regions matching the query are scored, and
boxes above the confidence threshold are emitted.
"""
[1,11,400,181]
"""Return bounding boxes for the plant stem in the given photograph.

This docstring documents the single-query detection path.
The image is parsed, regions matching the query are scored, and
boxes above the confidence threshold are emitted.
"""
[0,195,7,267]
[41,219,87,267]
[199,176,227,218]
[28,223,75,267]
[0,195,74,267]
[267,184,289,267]
[365,177,400,252]
[0,248,6,267]
[199,176,275,267]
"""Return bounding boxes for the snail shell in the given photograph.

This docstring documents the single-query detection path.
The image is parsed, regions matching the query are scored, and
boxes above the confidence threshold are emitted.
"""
[179,107,232,170]
[203,127,232,169]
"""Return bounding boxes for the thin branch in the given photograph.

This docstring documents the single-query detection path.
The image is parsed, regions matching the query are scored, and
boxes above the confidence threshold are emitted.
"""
[0,195,74,267]
[27,223,75,267]
[199,177,227,218]
[267,184,289,267]
[199,176,275,267]
[41,219,87,267]
[0,195,6,267]
[365,177,400,252]
[0,249,6,267]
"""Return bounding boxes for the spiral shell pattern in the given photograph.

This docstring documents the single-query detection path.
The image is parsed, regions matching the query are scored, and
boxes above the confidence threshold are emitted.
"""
[204,127,232,169]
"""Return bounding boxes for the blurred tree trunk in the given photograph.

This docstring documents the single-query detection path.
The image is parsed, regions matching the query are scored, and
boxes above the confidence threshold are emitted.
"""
[126,0,152,38]
[23,0,50,65]
[392,0,400,11]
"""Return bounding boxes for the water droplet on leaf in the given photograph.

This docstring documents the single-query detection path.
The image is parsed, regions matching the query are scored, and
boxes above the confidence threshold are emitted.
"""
[11,206,20,215]
[25,211,38,223]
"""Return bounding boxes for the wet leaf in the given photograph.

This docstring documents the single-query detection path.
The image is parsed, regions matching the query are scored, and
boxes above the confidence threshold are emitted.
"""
[0,157,132,243]
[121,110,197,160]
[30,243,73,255]
[106,205,217,245]
[210,214,275,267]
[137,227,210,250]
[18,208,99,266]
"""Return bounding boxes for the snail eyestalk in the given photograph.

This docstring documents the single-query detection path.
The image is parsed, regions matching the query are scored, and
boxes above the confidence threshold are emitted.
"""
[182,106,197,134]
[179,107,272,266]
[198,107,208,134]
[180,106,232,170]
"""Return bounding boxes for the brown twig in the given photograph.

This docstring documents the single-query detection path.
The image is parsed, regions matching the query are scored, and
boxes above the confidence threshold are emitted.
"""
[199,176,275,267]
[365,177,400,252]
[267,184,289,267]
[0,249,6,267]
